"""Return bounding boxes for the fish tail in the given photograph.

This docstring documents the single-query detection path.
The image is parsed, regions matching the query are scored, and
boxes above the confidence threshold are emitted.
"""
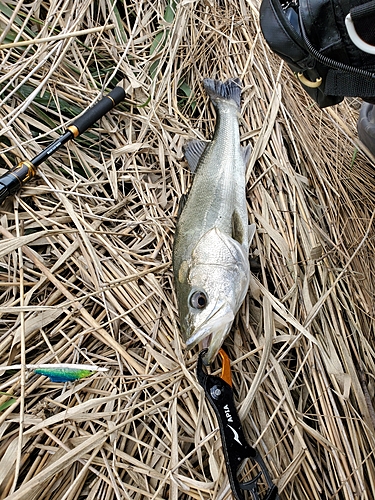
[203,78,241,109]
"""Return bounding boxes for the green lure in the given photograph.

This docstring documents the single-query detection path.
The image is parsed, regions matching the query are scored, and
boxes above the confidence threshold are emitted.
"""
[0,363,108,383]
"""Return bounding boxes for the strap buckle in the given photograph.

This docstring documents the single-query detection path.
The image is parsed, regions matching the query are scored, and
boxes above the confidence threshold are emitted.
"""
[345,13,375,55]
[297,72,322,88]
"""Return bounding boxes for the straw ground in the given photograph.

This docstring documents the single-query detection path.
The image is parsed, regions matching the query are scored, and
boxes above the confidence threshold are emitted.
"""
[0,1,375,499]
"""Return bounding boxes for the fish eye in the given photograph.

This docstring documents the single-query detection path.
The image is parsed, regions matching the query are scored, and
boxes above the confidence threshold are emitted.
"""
[189,290,207,309]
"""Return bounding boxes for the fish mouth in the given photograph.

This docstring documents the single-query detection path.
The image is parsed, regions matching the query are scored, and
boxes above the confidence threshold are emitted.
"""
[185,303,235,363]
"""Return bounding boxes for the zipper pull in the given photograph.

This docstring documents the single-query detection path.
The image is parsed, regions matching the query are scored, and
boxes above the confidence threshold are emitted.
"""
[196,349,279,500]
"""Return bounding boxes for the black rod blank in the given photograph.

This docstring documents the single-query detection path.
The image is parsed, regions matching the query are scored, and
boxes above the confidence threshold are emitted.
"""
[0,86,126,204]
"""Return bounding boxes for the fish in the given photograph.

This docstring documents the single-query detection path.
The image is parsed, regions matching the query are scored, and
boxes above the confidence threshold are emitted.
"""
[173,78,255,365]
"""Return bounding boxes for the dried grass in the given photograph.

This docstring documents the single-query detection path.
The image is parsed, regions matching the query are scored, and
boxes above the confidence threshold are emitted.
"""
[0,1,375,499]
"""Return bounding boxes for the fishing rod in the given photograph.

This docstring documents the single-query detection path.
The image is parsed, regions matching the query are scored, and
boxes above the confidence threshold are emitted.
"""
[0,86,126,205]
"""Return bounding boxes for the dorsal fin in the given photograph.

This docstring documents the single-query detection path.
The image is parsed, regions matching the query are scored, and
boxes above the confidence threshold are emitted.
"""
[183,139,208,173]
[242,144,252,167]
[248,223,256,245]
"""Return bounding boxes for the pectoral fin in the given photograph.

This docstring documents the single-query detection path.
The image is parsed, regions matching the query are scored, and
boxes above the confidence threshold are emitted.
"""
[231,210,245,245]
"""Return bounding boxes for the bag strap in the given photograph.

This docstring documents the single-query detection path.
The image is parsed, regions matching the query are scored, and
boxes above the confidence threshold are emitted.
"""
[350,1,375,46]
[325,69,375,97]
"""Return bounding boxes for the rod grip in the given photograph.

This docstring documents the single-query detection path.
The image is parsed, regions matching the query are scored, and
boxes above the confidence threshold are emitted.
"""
[71,86,125,136]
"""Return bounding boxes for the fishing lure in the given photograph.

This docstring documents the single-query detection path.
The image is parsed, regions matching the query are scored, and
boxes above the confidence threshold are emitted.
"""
[0,363,108,383]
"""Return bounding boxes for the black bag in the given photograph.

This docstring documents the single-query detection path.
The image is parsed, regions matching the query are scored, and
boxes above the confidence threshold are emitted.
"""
[259,0,375,107]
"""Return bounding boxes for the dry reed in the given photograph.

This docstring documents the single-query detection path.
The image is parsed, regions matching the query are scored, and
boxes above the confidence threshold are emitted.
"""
[0,1,375,499]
